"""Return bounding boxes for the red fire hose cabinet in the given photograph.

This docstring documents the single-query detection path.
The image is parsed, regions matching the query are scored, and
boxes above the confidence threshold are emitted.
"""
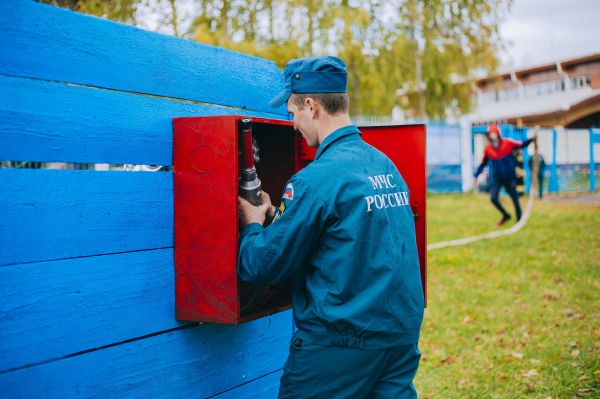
[173,116,427,324]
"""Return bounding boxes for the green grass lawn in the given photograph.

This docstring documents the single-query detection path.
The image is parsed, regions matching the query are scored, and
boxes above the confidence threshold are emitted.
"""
[415,193,599,398]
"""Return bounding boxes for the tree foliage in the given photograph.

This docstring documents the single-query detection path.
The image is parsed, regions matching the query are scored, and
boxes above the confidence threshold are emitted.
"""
[40,0,510,118]
[38,0,138,24]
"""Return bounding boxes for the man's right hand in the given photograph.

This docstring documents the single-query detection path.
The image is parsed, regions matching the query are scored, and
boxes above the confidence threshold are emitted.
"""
[472,177,478,192]
[238,191,274,227]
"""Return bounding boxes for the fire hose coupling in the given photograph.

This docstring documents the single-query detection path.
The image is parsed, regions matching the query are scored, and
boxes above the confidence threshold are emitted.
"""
[239,118,262,207]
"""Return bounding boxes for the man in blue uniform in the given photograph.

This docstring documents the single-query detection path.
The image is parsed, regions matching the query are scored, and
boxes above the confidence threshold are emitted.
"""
[237,56,425,399]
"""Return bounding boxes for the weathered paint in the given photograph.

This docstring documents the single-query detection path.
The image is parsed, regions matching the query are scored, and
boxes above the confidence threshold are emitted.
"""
[216,370,283,399]
[0,168,173,265]
[174,116,240,323]
[0,0,287,115]
[0,75,285,165]
[0,1,292,397]
[0,311,291,398]
[0,249,181,371]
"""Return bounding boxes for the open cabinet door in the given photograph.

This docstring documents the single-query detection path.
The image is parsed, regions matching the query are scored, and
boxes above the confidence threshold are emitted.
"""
[360,124,427,304]
[299,124,427,303]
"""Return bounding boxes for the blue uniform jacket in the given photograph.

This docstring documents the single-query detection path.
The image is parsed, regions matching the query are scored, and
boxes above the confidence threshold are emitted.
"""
[238,125,424,349]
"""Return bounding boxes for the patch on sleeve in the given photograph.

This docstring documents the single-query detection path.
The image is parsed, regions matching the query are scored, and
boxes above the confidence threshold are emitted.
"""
[283,182,294,200]
[272,201,286,223]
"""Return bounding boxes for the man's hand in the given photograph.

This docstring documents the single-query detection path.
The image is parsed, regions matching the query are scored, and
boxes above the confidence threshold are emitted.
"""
[238,191,275,227]
[472,177,478,192]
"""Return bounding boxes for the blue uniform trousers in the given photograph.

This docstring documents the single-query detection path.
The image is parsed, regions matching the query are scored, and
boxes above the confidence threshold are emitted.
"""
[278,335,421,399]
[489,177,522,220]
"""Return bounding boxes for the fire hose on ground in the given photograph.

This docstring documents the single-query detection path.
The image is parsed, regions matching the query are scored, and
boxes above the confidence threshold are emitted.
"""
[428,129,540,251]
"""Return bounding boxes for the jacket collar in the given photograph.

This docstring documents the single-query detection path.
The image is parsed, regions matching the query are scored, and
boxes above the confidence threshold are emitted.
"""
[314,125,361,160]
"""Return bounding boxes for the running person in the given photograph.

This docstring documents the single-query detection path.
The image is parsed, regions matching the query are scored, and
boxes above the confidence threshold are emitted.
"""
[473,124,536,225]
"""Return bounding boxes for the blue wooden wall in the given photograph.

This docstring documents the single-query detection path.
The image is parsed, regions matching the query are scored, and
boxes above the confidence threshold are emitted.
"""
[0,1,292,397]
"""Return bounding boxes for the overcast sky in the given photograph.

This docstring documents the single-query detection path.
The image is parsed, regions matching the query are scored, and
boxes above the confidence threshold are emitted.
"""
[499,0,600,69]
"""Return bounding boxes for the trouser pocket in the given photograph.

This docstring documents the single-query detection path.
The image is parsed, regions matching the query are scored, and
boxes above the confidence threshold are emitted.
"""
[290,336,303,353]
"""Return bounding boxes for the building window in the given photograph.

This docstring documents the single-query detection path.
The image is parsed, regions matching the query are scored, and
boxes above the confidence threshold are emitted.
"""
[478,90,497,104]
[505,86,520,100]
[571,75,591,89]
[523,79,564,97]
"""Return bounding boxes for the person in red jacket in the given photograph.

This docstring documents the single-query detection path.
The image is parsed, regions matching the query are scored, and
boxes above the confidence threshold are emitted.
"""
[473,124,537,226]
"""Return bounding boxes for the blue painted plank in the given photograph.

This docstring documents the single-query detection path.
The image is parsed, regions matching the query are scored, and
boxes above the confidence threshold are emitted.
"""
[0,168,172,265]
[0,0,287,115]
[0,311,292,399]
[0,75,286,165]
[0,249,182,371]
[215,370,282,399]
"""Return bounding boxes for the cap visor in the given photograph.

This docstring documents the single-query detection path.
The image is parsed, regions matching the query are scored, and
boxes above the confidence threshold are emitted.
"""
[268,89,291,108]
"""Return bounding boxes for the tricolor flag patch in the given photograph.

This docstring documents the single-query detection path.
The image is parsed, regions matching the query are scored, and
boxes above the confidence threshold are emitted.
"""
[283,182,294,200]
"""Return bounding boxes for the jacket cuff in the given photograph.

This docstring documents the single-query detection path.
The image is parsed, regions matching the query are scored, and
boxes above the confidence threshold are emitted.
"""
[240,222,263,239]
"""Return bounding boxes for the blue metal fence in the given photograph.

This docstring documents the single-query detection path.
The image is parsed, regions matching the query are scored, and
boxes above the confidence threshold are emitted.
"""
[353,118,465,193]
[426,123,462,193]
[589,128,600,192]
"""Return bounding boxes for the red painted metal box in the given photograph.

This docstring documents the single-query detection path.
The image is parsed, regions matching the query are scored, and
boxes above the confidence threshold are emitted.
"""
[173,116,426,324]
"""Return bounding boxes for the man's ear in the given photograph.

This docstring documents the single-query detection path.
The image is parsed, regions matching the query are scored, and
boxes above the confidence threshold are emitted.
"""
[306,98,319,118]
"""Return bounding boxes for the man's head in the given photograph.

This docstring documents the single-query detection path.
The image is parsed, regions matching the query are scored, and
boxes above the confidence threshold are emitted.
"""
[269,56,349,147]
[286,92,349,147]
[486,124,501,148]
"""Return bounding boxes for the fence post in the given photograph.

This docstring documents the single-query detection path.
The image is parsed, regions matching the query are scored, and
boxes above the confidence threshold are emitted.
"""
[460,117,473,192]
[590,127,600,192]
[548,128,559,193]
[522,127,531,194]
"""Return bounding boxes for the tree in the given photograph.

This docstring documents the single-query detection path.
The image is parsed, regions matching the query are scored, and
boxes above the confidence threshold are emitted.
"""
[42,0,511,118]
[37,0,139,24]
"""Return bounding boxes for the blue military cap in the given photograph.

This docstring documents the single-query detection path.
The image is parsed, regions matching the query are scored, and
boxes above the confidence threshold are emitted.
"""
[269,56,348,108]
